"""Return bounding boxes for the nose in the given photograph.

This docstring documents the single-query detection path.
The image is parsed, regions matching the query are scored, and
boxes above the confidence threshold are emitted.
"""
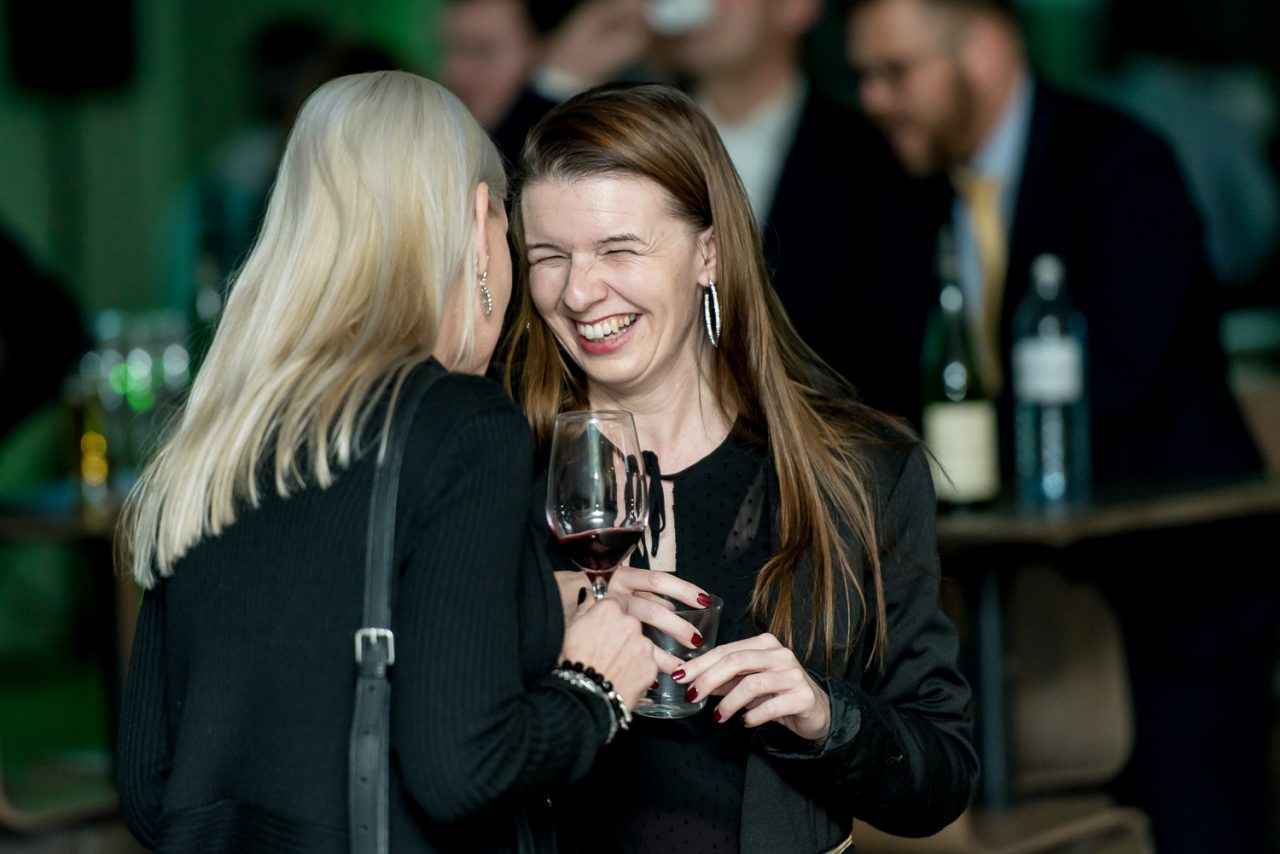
[561,258,609,313]
[858,75,894,116]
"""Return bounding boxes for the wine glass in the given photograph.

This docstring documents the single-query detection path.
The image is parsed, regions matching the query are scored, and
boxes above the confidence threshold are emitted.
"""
[546,410,648,600]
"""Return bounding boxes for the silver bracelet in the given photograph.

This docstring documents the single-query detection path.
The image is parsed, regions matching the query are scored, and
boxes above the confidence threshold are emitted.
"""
[552,668,619,743]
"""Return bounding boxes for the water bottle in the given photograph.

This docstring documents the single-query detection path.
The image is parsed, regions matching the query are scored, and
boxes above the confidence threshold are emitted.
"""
[921,227,1000,507]
[1012,254,1090,508]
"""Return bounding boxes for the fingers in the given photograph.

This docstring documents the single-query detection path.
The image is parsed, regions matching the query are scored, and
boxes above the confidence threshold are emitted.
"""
[669,633,783,684]
[611,567,712,610]
[625,598,703,649]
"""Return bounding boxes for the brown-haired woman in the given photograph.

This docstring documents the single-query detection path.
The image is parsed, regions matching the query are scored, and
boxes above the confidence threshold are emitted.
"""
[503,82,978,853]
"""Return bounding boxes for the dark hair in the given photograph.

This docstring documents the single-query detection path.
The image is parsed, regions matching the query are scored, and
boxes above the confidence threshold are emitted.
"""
[503,82,916,668]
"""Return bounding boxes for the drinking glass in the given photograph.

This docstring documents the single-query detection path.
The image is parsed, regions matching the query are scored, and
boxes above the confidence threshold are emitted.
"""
[546,410,648,600]
[634,594,724,719]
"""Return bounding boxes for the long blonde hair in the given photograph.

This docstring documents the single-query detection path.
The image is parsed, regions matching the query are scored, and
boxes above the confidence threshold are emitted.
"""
[119,70,507,587]
[502,83,913,669]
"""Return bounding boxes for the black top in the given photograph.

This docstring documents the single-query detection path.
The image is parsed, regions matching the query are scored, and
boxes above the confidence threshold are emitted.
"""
[117,366,611,853]
[547,428,979,853]
[566,428,767,854]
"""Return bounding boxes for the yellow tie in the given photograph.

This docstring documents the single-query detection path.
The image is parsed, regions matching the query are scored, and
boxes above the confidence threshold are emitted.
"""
[952,170,1007,393]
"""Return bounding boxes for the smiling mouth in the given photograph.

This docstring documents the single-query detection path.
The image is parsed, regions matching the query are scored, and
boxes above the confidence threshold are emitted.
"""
[576,314,637,342]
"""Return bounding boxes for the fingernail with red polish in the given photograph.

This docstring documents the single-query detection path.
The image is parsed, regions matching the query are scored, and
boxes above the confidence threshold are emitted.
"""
[691,632,704,648]
[713,708,722,722]
[650,680,659,690]
[685,685,698,702]
[671,669,686,682]
[697,592,713,607]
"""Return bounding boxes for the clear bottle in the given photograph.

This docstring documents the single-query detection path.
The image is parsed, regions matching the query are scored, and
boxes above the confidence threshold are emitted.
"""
[1012,254,1091,509]
[921,227,1000,507]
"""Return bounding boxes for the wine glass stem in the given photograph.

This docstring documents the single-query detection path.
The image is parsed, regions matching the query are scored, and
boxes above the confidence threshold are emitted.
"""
[590,575,609,600]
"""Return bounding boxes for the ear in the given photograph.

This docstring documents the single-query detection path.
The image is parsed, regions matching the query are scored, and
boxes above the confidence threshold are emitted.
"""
[697,226,718,287]
[472,182,492,272]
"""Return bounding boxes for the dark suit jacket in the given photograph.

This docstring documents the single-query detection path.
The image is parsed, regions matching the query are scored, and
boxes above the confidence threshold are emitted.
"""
[839,79,1261,488]
[760,91,937,393]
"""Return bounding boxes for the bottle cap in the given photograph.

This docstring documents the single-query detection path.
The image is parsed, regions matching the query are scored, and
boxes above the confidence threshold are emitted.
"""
[1031,253,1064,297]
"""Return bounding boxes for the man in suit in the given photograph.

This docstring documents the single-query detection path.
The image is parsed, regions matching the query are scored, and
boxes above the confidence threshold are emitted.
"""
[843,1,1271,851]
[658,0,924,386]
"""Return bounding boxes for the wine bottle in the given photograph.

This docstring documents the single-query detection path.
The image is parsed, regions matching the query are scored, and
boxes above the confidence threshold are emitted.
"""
[1012,253,1090,508]
[921,227,1000,507]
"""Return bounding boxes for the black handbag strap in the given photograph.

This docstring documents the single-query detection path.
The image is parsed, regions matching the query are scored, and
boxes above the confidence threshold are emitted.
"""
[350,364,444,854]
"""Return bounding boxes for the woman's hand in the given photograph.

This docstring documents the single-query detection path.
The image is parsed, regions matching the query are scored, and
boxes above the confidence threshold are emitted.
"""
[559,596,660,709]
[607,567,713,651]
[673,633,832,743]
[555,568,713,652]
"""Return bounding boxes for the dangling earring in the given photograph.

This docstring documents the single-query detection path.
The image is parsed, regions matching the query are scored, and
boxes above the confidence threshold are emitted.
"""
[702,280,720,347]
[478,269,494,316]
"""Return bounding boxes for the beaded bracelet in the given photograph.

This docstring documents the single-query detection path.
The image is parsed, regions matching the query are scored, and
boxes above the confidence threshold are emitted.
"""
[558,660,633,735]
[552,668,619,743]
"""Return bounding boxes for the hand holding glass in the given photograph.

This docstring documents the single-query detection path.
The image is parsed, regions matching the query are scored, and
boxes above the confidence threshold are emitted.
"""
[546,411,648,600]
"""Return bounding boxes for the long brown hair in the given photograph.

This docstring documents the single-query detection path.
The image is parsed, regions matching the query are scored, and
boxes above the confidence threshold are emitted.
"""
[502,83,913,668]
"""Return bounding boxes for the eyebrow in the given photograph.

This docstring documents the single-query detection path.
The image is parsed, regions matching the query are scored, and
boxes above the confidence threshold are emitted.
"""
[525,233,645,254]
[596,233,643,246]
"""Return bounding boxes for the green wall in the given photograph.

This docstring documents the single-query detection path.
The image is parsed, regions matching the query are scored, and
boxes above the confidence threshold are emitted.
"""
[0,0,441,315]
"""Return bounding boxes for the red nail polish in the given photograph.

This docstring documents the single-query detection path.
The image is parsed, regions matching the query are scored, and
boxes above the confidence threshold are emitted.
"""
[685,685,698,702]
[691,632,704,648]
[714,708,722,722]
[650,680,659,690]
[697,592,713,607]
[671,669,686,681]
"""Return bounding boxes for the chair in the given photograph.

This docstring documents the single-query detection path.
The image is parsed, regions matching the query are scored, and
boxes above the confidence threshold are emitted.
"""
[0,749,118,835]
[852,566,1153,853]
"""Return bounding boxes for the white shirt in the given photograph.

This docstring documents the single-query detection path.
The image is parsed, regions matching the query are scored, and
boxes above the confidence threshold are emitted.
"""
[698,76,807,228]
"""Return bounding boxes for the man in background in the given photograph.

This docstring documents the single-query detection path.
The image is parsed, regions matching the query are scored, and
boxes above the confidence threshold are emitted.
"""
[843,0,1271,850]
[656,0,926,386]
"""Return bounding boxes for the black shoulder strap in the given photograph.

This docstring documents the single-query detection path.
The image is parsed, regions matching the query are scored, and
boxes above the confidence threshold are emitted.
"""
[350,363,445,854]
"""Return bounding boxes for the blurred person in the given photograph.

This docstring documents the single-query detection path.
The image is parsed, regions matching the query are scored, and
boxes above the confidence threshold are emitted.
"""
[442,0,654,166]
[117,70,661,852]
[0,227,85,442]
[654,0,935,393]
[844,1,1274,851]
[505,82,978,853]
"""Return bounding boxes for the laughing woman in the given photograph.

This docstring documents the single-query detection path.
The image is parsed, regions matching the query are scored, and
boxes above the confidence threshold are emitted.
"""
[504,82,979,853]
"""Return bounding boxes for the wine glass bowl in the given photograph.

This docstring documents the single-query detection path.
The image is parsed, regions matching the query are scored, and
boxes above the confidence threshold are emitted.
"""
[547,411,648,600]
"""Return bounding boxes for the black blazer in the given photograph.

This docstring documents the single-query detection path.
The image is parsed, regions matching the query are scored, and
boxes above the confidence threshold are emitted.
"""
[761,91,938,393]
[839,79,1261,488]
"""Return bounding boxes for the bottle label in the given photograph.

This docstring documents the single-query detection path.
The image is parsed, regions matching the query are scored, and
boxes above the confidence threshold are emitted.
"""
[923,401,1000,503]
[1013,338,1083,404]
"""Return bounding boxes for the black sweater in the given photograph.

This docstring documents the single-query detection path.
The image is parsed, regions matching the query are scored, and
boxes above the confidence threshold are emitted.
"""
[117,369,610,853]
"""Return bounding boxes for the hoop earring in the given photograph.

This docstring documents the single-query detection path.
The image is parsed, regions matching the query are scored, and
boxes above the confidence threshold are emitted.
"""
[478,270,493,316]
[702,280,720,347]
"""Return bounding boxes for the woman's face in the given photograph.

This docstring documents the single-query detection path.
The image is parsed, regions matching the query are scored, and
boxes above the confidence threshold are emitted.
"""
[521,175,715,397]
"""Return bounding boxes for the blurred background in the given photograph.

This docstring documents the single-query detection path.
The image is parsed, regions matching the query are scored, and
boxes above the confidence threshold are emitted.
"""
[0,0,1276,850]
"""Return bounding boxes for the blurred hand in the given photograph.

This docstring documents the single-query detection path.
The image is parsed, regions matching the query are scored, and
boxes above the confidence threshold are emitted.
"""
[541,0,651,88]
[672,632,832,743]
[559,596,658,708]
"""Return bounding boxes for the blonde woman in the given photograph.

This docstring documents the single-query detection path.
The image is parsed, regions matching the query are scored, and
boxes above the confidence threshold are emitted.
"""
[504,82,979,853]
[116,70,658,853]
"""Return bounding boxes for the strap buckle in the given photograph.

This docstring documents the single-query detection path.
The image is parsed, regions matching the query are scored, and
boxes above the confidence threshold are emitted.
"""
[354,627,395,666]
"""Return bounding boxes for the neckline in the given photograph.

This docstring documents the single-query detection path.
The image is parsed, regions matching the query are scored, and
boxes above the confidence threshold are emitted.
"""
[654,421,756,482]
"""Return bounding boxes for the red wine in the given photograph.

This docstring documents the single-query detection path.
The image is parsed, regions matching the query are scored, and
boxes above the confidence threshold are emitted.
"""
[557,526,645,572]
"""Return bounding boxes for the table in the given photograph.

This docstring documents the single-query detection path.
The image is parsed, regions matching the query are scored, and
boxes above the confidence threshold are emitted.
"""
[0,493,132,754]
[936,475,1280,808]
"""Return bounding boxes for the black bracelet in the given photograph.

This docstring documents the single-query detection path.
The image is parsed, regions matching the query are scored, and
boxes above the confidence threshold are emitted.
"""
[561,660,631,732]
